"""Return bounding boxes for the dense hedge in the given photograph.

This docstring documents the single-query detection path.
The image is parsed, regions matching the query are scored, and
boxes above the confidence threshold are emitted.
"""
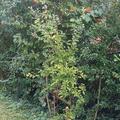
[0,0,120,120]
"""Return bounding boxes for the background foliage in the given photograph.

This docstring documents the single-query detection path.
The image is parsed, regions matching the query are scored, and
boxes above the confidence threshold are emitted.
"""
[0,0,120,120]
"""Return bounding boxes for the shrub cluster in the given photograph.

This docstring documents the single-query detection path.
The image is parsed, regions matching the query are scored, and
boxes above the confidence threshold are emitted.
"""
[0,0,120,119]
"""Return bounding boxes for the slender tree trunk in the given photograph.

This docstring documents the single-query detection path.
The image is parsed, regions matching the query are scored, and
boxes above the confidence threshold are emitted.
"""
[93,79,102,120]
[45,77,51,116]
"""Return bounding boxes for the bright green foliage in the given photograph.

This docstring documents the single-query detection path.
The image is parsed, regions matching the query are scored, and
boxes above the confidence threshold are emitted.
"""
[34,8,86,115]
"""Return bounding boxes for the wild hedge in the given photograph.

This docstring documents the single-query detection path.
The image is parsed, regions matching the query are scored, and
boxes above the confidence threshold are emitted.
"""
[0,0,120,120]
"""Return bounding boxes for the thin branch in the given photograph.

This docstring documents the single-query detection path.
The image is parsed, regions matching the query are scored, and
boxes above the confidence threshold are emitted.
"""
[0,79,9,83]
[45,77,51,116]
[53,95,56,115]
[93,79,101,120]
